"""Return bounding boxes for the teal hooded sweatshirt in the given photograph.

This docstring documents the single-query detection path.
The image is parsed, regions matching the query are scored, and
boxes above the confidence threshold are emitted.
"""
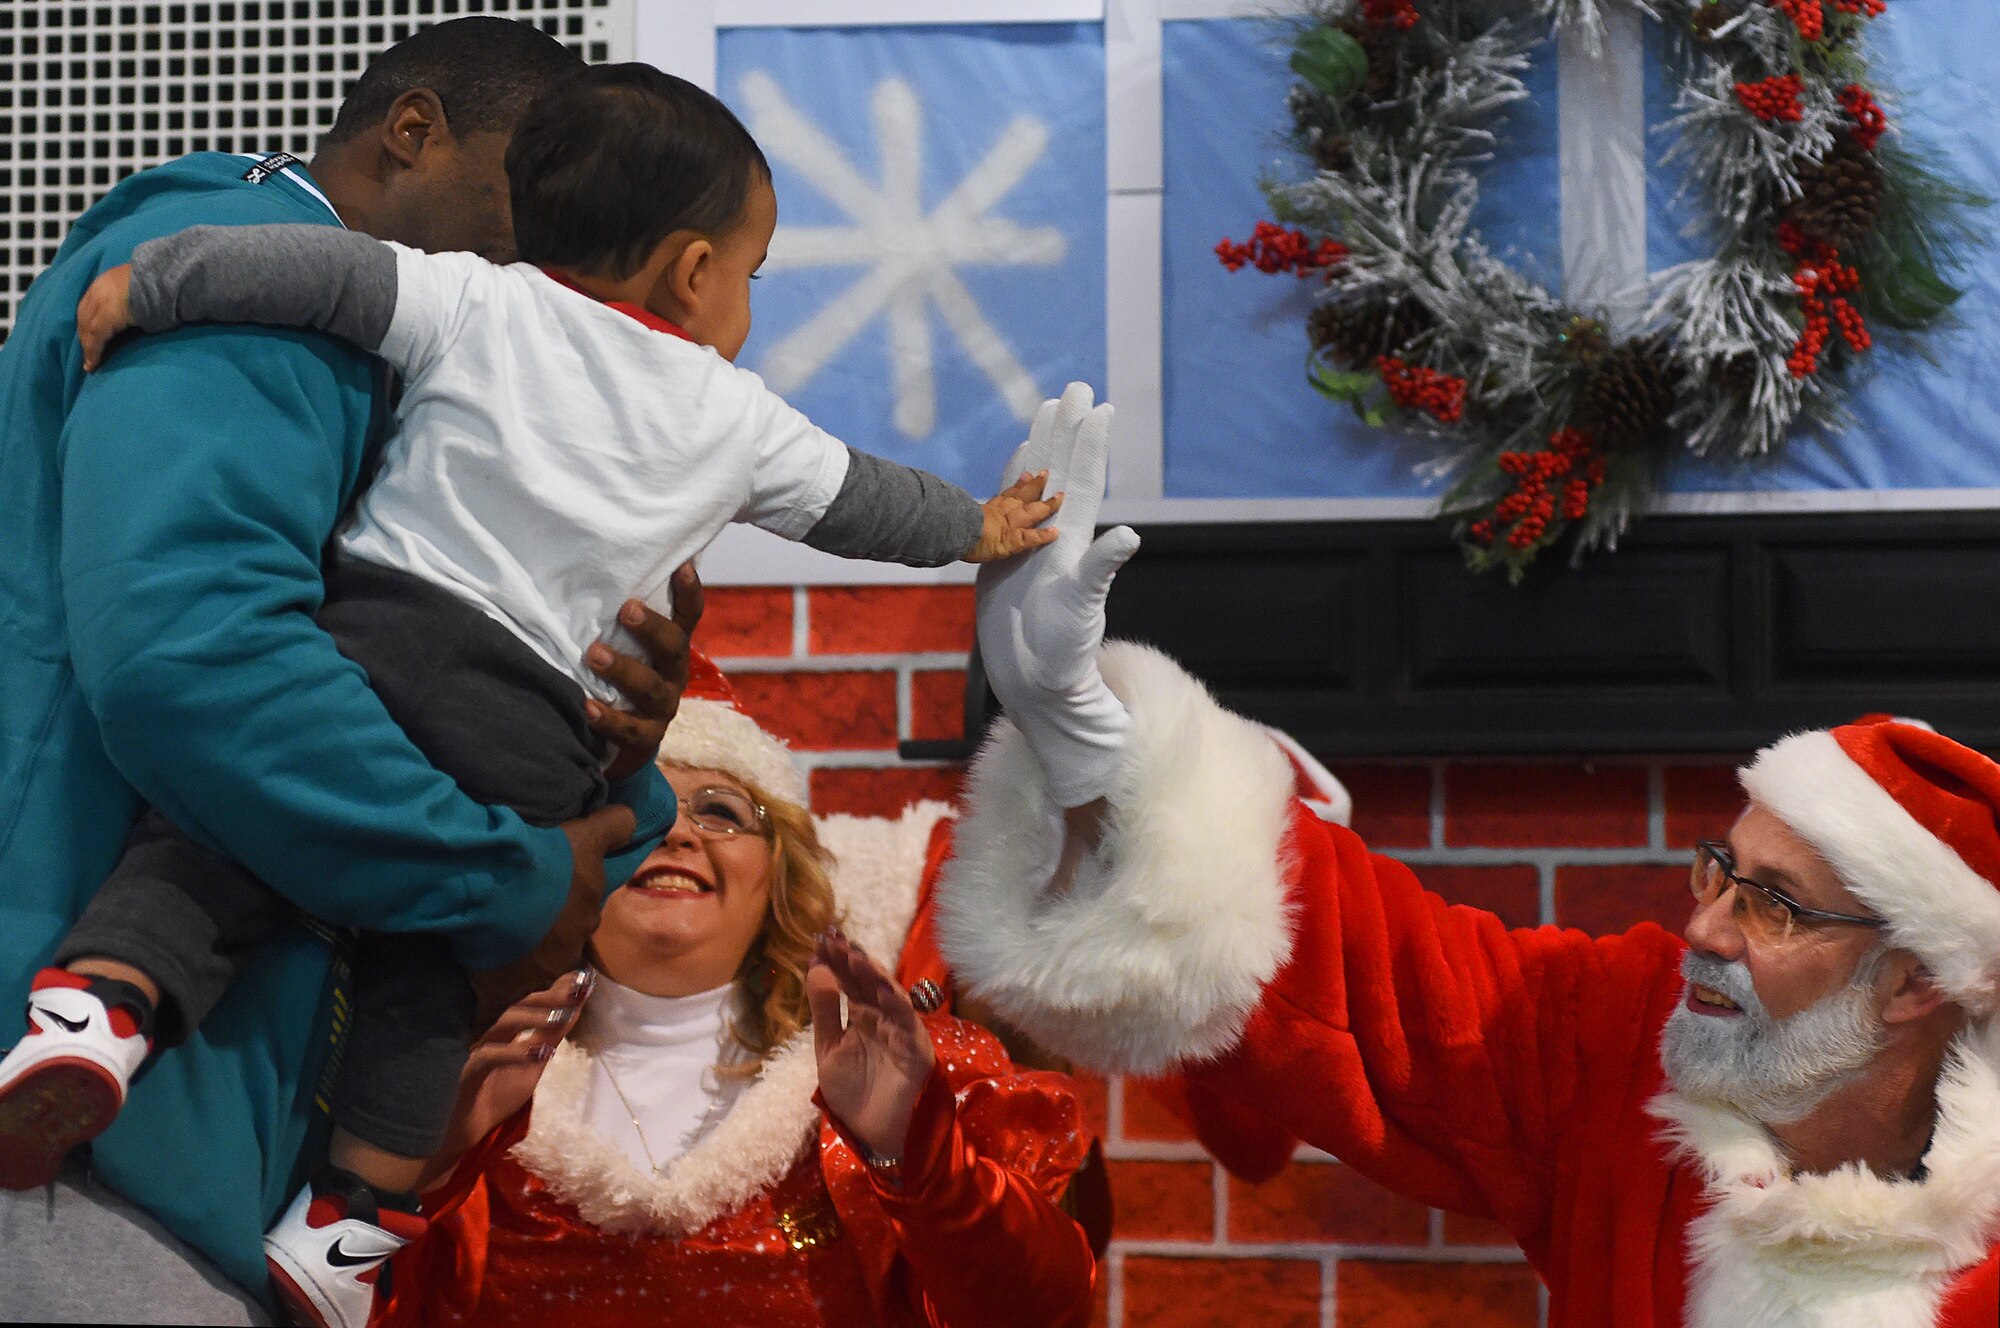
[0,154,671,1297]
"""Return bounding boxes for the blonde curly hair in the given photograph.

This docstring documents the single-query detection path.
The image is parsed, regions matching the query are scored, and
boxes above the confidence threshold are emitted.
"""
[722,779,840,1073]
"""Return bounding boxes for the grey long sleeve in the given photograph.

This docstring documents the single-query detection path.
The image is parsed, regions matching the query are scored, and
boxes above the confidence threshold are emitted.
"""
[803,447,986,567]
[127,224,399,351]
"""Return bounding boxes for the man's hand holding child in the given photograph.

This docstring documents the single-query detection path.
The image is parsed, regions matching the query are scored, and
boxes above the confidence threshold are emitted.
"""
[968,470,1063,563]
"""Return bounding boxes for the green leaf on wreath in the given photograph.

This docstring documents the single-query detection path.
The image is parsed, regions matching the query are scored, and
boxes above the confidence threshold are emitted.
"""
[1307,364,1378,403]
[1290,26,1368,103]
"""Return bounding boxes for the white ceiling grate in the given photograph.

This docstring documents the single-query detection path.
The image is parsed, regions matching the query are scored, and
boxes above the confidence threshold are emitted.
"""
[0,0,632,340]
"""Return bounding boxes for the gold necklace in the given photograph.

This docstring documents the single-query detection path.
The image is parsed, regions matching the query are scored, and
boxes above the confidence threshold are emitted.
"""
[595,1054,666,1174]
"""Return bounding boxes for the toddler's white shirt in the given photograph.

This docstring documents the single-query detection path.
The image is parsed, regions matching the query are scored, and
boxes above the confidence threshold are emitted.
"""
[340,247,849,703]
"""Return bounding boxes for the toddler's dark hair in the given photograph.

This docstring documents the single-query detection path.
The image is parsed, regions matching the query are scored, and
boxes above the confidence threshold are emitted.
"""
[507,63,770,279]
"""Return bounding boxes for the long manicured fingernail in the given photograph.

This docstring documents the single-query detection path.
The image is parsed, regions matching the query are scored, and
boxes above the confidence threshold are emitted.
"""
[530,1043,555,1062]
[572,969,595,1002]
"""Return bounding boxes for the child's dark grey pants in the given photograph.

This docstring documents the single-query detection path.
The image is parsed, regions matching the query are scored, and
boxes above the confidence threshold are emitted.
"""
[59,554,609,1160]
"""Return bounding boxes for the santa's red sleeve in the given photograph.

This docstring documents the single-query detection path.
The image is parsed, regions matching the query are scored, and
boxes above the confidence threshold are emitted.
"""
[934,641,1686,1239]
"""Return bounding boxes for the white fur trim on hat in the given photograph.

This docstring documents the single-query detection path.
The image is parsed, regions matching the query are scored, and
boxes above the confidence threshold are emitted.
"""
[656,697,807,808]
[935,641,1297,1075]
[1741,731,2000,1015]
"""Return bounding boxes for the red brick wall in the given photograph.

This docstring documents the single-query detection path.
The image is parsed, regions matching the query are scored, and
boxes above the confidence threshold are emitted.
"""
[706,583,1751,1328]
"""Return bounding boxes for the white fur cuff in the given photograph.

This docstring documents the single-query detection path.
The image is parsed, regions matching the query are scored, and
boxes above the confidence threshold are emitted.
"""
[934,642,1297,1075]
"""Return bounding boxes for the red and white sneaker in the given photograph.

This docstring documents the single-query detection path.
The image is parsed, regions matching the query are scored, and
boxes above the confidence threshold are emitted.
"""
[0,968,153,1190]
[264,1173,428,1328]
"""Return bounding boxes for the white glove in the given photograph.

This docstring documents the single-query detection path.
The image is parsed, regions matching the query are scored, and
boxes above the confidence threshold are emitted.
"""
[975,383,1142,808]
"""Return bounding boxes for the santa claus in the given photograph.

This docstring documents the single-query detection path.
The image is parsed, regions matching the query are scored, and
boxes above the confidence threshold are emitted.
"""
[936,384,2000,1327]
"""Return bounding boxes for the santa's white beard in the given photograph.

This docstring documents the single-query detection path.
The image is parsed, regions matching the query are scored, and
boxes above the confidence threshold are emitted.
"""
[1659,948,1888,1125]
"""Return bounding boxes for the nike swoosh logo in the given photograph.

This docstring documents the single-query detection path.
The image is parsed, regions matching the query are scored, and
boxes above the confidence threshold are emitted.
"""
[41,1011,88,1034]
[325,1237,383,1269]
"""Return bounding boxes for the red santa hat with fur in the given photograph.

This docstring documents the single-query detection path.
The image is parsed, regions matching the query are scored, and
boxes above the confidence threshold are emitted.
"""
[1741,715,2000,1016]
[652,651,807,808]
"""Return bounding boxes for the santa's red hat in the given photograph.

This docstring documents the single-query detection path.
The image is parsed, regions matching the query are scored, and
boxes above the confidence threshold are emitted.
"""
[654,652,807,807]
[1740,716,2000,1014]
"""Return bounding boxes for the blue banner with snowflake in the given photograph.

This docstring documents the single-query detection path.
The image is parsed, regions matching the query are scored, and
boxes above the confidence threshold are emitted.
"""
[1160,4,2000,503]
[716,23,1108,500]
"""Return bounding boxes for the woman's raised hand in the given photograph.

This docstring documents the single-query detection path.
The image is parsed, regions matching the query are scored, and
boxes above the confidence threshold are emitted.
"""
[427,968,594,1188]
[807,930,937,1164]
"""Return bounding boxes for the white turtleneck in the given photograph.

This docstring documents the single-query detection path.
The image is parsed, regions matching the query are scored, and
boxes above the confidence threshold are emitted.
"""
[574,974,747,1174]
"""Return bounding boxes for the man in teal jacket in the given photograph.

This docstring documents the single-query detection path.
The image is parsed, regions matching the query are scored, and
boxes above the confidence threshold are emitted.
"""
[0,20,682,1317]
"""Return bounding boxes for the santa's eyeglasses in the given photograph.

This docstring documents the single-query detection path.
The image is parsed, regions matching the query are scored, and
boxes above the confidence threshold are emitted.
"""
[1689,840,1885,944]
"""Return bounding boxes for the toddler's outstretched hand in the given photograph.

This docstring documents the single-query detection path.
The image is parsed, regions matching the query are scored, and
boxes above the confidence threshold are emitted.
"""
[76,263,135,372]
[967,470,1063,563]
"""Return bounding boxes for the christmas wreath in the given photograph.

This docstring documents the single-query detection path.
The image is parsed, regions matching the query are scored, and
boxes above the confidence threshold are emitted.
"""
[1218,0,1983,578]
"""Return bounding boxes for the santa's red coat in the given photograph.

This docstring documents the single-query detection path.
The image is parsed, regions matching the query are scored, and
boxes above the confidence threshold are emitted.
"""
[936,642,2000,1328]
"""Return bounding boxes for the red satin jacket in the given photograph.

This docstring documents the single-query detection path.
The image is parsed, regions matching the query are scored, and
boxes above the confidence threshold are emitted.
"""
[379,1013,1094,1328]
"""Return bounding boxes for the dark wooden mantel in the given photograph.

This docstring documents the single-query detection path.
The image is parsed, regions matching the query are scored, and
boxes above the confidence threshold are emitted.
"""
[1082,509,2000,757]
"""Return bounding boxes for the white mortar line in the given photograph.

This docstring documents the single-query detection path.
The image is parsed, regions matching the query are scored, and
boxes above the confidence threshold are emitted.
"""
[1428,760,1447,851]
[896,667,914,743]
[714,651,971,672]
[1648,764,1667,852]
[1383,846,1692,868]
[1213,1157,1230,1245]
[1106,1139,1217,1162]
[1109,1238,1527,1263]
[789,587,809,659]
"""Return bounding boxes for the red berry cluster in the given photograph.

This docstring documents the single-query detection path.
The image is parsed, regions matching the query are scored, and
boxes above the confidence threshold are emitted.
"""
[1734,73,1804,122]
[1377,356,1466,423]
[1777,220,1871,376]
[1775,0,1825,41]
[1840,84,1887,151]
[1467,429,1606,550]
[1215,221,1347,278]
[1360,0,1420,29]
[1833,0,1886,16]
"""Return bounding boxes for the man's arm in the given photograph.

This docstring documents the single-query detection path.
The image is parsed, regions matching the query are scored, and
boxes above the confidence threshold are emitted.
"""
[59,320,571,969]
[936,644,1687,1236]
[935,385,1686,1241]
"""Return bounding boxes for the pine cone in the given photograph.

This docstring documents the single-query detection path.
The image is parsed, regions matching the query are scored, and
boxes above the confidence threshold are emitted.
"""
[1578,344,1678,452]
[1788,135,1883,250]
[1339,17,1402,102]
[1556,315,1610,364]
[1313,133,1355,174]
[1309,298,1433,366]
[1717,353,1759,400]
[1689,0,1744,44]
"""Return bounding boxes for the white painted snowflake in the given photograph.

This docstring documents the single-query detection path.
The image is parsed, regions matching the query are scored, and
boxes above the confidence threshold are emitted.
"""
[738,70,1067,439]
